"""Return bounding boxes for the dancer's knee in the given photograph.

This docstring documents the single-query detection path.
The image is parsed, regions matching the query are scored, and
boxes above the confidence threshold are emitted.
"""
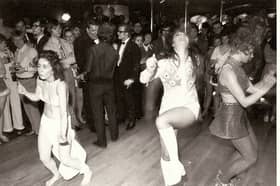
[59,155,73,166]
[244,151,257,166]
[155,116,169,129]
[40,155,52,165]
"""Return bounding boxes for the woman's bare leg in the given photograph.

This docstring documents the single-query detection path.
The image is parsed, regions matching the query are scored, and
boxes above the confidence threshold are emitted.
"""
[75,87,86,123]
[219,136,257,183]
[156,107,196,185]
[156,107,196,160]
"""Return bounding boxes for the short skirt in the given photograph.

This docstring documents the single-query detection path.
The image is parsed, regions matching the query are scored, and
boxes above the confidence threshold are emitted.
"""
[209,103,250,139]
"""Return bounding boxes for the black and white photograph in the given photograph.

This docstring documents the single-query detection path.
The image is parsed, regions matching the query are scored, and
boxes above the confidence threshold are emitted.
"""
[0,0,277,185]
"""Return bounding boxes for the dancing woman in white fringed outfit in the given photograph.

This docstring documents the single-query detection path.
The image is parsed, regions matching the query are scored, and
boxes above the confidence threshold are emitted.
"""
[18,50,92,186]
[140,29,200,186]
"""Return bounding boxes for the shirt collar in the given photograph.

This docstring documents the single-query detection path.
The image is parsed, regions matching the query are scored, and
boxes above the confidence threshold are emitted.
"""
[37,34,44,43]
[122,38,130,45]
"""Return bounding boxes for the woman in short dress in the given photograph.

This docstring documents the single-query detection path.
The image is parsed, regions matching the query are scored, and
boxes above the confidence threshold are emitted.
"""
[18,50,92,186]
[209,37,276,185]
[140,29,200,186]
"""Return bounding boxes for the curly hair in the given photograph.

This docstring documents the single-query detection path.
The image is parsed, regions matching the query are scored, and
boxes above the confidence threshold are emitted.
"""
[39,50,65,81]
[230,26,254,54]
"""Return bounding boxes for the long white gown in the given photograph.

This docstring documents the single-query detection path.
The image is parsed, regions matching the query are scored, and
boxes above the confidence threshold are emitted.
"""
[37,79,87,180]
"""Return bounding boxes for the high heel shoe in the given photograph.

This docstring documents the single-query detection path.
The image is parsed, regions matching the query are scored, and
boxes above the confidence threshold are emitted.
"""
[0,135,9,143]
[160,159,185,186]
[80,165,93,186]
[77,117,86,125]
[214,172,235,186]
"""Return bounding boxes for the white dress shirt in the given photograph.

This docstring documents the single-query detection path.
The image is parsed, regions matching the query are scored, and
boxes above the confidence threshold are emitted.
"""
[117,38,129,66]
[15,44,38,78]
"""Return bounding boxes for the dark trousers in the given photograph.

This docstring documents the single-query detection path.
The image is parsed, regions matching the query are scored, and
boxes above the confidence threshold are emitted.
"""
[83,83,95,129]
[114,82,136,123]
[18,78,41,134]
[143,78,163,121]
[133,81,143,119]
[89,82,118,144]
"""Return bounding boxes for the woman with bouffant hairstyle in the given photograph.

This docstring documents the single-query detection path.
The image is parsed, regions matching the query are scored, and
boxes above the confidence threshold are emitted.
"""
[209,29,276,185]
[18,50,92,186]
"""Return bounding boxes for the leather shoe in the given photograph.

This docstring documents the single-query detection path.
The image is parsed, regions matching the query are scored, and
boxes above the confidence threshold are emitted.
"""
[0,135,9,143]
[25,130,35,136]
[111,135,119,141]
[126,120,136,130]
[93,140,107,148]
[15,129,25,136]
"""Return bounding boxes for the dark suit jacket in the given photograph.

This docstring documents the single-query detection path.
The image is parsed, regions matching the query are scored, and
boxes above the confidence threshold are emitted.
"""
[36,35,49,53]
[151,37,172,59]
[117,39,141,83]
[74,33,96,73]
[85,42,118,83]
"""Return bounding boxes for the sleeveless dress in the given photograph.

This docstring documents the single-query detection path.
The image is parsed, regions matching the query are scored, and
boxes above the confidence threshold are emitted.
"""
[37,79,86,180]
[140,56,200,119]
[209,60,251,139]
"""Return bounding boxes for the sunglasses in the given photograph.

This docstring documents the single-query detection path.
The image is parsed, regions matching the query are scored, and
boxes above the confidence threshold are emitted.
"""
[32,24,40,28]
[117,30,127,33]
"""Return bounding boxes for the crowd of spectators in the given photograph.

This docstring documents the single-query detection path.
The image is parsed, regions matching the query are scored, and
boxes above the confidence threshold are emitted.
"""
[0,6,276,145]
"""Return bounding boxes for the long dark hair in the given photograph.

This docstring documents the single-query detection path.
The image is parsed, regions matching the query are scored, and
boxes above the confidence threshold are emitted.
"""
[168,28,198,78]
[39,50,65,81]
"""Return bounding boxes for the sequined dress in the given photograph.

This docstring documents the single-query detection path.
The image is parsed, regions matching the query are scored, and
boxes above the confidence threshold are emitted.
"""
[140,56,200,118]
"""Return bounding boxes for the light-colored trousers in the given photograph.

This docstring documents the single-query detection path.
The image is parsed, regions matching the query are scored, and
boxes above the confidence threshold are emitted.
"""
[19,78,41,134]
[3,79,24,132]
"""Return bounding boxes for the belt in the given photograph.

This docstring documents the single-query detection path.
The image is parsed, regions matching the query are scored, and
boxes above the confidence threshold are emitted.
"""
[17,76,34,80]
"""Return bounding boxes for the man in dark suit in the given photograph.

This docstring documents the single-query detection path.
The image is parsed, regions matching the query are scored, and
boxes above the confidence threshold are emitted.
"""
[74,19,99,131]
[31,18,49,53]
[14,19,35,44]
[84,23,118,148]
[115,24,141,130]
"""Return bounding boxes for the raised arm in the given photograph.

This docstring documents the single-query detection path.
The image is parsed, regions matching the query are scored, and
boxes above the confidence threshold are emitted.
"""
[140,54,160,84]
[247,69,276,94]
[220,65,276,108]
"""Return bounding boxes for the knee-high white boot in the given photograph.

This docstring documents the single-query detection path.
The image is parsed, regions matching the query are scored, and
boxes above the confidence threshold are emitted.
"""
[159,127,185,185]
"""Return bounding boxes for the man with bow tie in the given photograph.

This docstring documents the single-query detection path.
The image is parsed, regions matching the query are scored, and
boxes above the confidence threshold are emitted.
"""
[115,24,141,130]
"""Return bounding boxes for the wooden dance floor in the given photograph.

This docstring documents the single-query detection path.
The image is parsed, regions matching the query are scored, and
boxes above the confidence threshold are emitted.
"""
[0,115,276,186]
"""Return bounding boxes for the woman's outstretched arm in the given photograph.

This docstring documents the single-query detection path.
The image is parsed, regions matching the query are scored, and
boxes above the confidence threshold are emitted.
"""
[18,82,41,102]
[220,65,276,108]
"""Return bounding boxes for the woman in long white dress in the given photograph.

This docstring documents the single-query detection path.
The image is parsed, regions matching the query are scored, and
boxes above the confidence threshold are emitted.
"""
[18,50,92,186]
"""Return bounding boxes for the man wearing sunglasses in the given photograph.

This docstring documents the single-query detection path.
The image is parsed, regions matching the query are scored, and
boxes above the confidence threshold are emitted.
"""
[115,24,141,130]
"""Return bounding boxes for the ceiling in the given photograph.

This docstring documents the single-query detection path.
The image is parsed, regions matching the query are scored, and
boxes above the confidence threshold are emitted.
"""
[0,0,276,21]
